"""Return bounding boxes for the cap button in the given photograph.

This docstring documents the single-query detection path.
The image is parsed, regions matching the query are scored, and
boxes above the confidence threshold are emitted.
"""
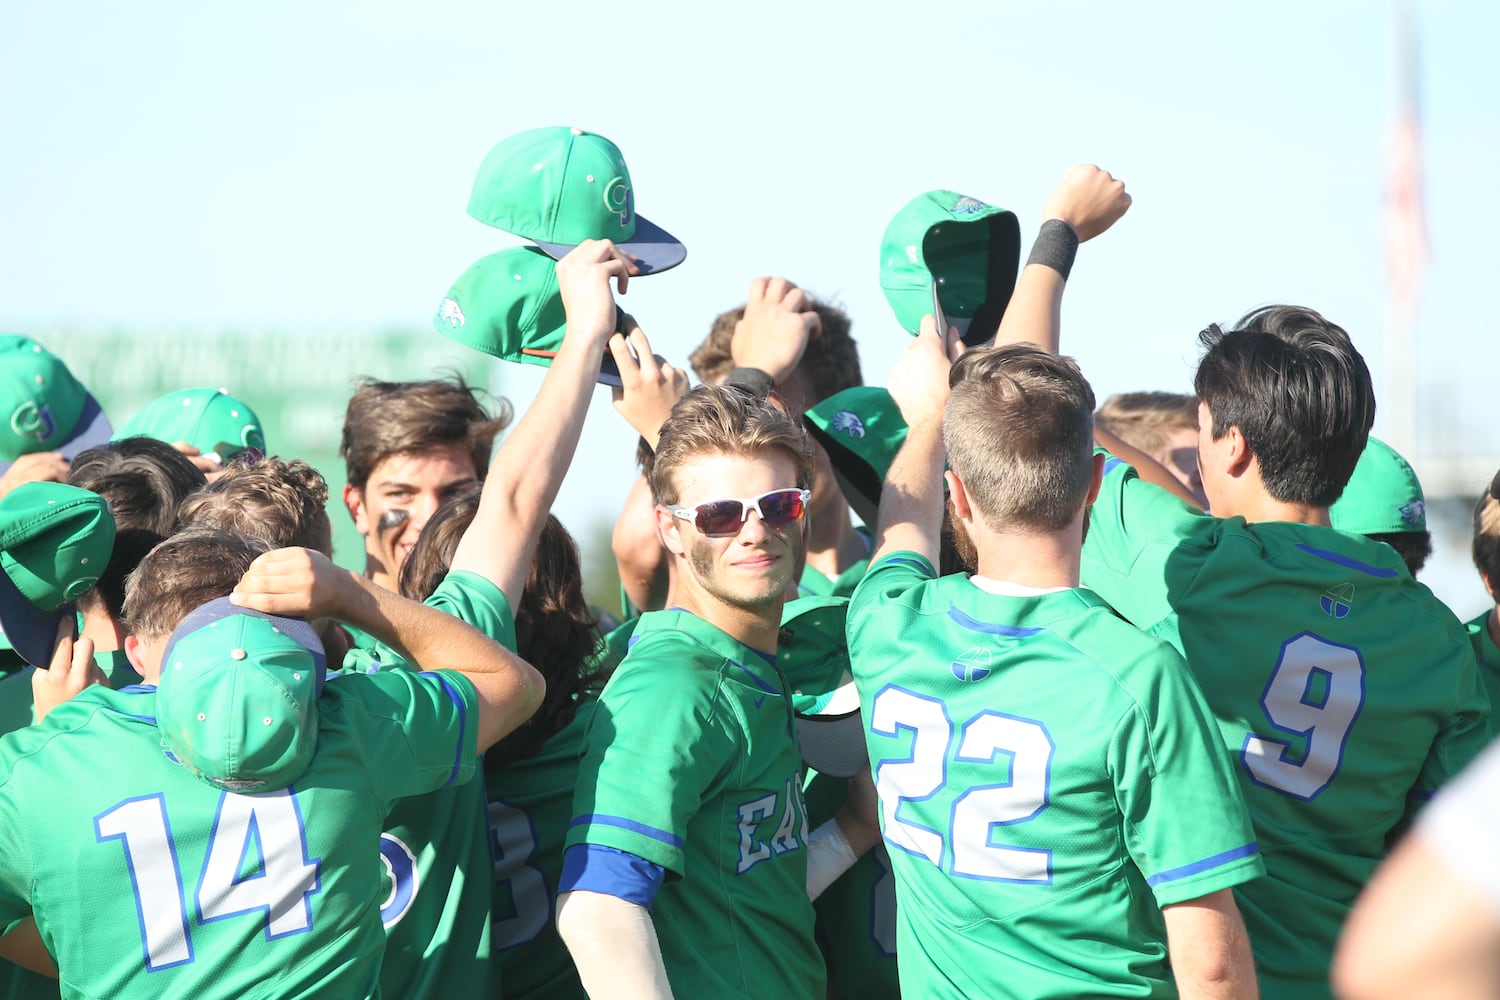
[230,648,247,660]
[197,712,206,721]
[570,127,583,136]
[182,399,192,407]
[263,717,273,726]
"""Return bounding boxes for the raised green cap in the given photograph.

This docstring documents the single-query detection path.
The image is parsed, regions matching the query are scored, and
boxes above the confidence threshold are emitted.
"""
[114,387,267,461]
[467,126,686,274]
[0,482,116,667]
[805,386,909,529]
[434,247,567,369]
[779,596,865,778]
[1330,436,1427,534]
[156,598,326,792]
[0,335,113,468]
[879,191,1020,346]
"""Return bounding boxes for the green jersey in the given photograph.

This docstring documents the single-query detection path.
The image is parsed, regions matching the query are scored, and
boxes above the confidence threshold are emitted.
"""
[0,648,144,1000]
[1081,456,1491,1000]
[0,669,479,1000]
[565,609,824,999]
[485,619,629,1000]
[343,571,515,1000]
[847,552,1263,999]
[1466,610,1500,719]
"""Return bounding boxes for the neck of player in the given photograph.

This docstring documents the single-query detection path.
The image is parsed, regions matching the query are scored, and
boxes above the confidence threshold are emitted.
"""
[672,580,782,655]
[970,513,1086,591]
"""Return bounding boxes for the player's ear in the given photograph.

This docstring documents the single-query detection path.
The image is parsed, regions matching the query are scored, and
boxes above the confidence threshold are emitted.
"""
[1222,425,1253,478]
[123,634,147,676]
[656,504,686,557]
[344,482,369,535]
[1085,451,1105,506]
[944,470,974,522]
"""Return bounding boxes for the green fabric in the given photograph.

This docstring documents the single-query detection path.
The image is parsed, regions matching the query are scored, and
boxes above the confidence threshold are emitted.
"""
[878,191,1020,342]
[567,609,824,999]
[468,127,642,246]
[1328,436,1426,534]
[0,336,89,461]
[1082,453,1492,1000]
[0,647,142,736]
[0,669,478,999]
[1466,610,1500,721]
[805,390,908,529]
[433,247,566,369]
[113,387,265,461]
[353,571,516,1000]
[798,526,874,600]
[848,552,1261,999]
[0,483,114,611]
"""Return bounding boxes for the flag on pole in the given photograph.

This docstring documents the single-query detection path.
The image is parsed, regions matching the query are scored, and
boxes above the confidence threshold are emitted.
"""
[1384,0,1428,321]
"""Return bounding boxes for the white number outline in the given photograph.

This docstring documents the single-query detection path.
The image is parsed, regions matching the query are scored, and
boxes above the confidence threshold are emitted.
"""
[94,794,194,971]
[1241,631,1366,802]
[870,686,949,867]
[948,711,1054,884]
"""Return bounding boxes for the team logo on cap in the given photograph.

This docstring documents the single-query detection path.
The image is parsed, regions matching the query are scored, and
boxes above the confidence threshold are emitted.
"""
[950,646,992,682]
[951,196,990,215]
[437,297,466,328]
[1320,583,1355,619]
[1399,500,1425,526]
[829,411,866,440]
[603,178,633,228]
[10,402,56,444]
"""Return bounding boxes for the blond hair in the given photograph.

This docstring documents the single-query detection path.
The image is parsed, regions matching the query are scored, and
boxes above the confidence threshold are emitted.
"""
[649,385,814,505]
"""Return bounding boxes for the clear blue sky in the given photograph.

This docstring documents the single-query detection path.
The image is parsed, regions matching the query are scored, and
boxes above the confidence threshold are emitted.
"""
[2,1,1495,611]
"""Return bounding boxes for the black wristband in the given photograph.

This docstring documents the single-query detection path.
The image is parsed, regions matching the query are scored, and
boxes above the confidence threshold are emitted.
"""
[725,366,775,400]
[1026,219,1079,280]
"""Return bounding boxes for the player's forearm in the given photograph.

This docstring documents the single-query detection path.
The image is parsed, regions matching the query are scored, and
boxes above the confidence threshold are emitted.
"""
[334,570,544,750]
[613,474,671,613]
[449,324,607,607]
[993,261,1065,354]
[0,918,58,979]
[556,890,674,1000]
[872,417,946,566]
[1164,890,1260,1000]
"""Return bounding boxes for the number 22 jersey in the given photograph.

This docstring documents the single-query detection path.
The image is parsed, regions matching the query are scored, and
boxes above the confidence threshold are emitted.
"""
[848,552,1263,999]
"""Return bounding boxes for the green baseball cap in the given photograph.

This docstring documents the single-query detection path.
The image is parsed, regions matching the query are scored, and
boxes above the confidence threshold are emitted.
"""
[114,387,267,462]
[156,598,327,792]
[879,191,1020,346]
[1330,436,1427,534]
[0,482,116,668]
[467,126,686,274]
[805,387,910,529]
[435,247,649,388]
[0,335,113,471]
[779,596,866,778]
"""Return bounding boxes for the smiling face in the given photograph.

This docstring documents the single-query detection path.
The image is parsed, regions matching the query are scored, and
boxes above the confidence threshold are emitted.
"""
[659,449,808,616]
[345,444,478,583]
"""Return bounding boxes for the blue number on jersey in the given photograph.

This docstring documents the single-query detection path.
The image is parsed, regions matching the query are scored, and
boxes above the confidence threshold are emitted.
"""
[1242,632,1366,801]
[870,685,1054,883]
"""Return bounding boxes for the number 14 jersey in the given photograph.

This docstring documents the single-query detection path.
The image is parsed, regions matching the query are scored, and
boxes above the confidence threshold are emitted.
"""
[847,553,1263,1000]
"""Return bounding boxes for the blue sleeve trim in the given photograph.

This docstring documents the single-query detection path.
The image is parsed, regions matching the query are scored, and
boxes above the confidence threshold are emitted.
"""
[1294,545,1400,579]
[878,554,933,574]
[947,606,1044,638]
[568,813,684,850]
[558,844,666,907]
[1145,842,1260,887]
[421,671,468,787]
[1102,456,1125,476]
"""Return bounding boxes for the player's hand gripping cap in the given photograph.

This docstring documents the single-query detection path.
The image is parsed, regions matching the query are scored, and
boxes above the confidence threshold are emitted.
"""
[156,598,328,793]
[0,481,115,667]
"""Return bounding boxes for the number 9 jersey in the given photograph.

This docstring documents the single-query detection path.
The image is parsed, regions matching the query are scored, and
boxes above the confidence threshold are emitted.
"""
[847,552,1264,1000]
[1081,453,1492,1000]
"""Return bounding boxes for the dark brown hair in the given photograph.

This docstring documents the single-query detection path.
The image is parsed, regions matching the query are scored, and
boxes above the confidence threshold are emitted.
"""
[123,529,270,639]
[177,455,333,556]
[689,296,863,407]
[340,374,510,491]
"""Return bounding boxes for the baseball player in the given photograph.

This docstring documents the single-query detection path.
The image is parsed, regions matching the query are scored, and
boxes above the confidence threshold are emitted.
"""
[848,329,1262,998]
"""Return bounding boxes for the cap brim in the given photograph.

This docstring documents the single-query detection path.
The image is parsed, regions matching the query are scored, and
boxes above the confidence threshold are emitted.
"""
[0,394,113,475]
[535,214,687,275]
[794,709,868,778]
[0,567,69,669]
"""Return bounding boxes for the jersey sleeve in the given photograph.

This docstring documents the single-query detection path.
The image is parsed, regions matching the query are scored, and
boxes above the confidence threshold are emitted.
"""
[565,636,737,876]
[846,550,934,651]
[1109,641,1266,907]
[423,570,518,652]
[1081,450,1210,632]
[1406,643,1492,809]
[0,771,30,930]
[327,669,481,806]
